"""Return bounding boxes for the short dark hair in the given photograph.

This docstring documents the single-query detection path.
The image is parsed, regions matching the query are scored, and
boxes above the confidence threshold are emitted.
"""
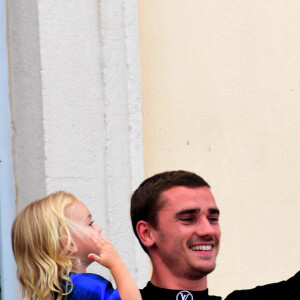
[130,170,210,253]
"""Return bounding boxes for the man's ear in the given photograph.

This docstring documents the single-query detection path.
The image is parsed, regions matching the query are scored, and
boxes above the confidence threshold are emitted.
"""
[136,220,155,248]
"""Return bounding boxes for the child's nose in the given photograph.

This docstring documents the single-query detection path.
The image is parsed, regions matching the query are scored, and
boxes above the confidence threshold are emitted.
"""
[94,224,102,233]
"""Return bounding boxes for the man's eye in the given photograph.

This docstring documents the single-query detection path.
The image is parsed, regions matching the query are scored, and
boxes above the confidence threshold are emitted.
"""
[89,220,95,226]
[209,217,219,223]
[180,217,193,223]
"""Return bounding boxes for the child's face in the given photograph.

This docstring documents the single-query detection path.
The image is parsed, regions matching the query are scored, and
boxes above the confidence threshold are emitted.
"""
[64,200,102,270]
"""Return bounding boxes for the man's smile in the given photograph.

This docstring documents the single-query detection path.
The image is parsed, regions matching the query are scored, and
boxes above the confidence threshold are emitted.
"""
[190,245,213,251]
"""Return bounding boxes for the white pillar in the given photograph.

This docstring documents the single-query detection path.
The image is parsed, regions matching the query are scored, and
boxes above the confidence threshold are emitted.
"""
[100,0,148,286]
[8,0,148,291]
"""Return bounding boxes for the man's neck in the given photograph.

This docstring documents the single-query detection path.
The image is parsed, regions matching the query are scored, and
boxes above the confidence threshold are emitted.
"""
[150,266,208,291]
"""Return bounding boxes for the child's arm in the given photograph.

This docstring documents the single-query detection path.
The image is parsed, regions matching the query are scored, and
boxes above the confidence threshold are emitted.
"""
[88,234,142,300]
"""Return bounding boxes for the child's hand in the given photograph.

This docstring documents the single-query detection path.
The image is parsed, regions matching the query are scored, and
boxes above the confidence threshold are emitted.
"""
[88,234,122,270]
[88,234,142,300]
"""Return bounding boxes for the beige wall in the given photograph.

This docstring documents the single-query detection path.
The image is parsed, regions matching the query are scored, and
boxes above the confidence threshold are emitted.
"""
[138,1,300,297]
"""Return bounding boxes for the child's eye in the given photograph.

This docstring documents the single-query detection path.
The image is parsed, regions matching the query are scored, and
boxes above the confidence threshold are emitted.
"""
[89,220,95,226]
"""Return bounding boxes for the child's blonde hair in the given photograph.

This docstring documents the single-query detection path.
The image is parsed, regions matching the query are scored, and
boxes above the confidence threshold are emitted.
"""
[12,191,79,300]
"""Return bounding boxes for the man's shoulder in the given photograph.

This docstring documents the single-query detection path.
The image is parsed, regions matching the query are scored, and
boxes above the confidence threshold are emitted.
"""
[225,270,300,300]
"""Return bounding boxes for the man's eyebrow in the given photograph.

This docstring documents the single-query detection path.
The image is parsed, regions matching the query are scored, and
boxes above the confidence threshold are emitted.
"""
[176,208,200,217]
[209,208,220,215]
[175,208,220,218]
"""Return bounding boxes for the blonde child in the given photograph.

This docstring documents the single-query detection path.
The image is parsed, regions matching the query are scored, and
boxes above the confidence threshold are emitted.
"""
[11,191,141,300]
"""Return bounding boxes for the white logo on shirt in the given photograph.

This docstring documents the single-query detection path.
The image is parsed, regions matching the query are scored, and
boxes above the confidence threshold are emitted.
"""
[176,290,194,300]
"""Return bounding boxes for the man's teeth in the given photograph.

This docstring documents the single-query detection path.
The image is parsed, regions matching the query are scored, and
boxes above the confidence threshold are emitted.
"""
[190,245,212,251]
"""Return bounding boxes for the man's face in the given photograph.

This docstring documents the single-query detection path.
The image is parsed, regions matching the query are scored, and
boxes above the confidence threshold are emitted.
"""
[151,186,221,279]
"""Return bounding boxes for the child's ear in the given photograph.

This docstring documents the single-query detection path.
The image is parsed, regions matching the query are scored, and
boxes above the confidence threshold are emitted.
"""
[136,220,155,248]
[68,242,77,254]
[61,236,77,254]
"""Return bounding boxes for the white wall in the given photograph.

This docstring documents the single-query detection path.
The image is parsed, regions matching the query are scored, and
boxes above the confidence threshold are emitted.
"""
[7,0,148,295]
[138,0,300,297]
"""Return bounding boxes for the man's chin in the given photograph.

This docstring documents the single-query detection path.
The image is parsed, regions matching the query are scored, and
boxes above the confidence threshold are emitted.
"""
[186,263,216,279]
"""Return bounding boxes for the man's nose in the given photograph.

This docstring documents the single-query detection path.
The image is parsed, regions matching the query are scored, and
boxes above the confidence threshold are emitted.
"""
[195,217,215,237]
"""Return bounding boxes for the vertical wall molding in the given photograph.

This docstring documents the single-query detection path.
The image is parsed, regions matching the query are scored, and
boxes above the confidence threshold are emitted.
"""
[7,0,47,209]
[0,0,18,298]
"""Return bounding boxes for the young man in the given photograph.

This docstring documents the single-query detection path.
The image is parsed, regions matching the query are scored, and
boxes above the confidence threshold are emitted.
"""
[131,170,300,299]
[131,170,222,299]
